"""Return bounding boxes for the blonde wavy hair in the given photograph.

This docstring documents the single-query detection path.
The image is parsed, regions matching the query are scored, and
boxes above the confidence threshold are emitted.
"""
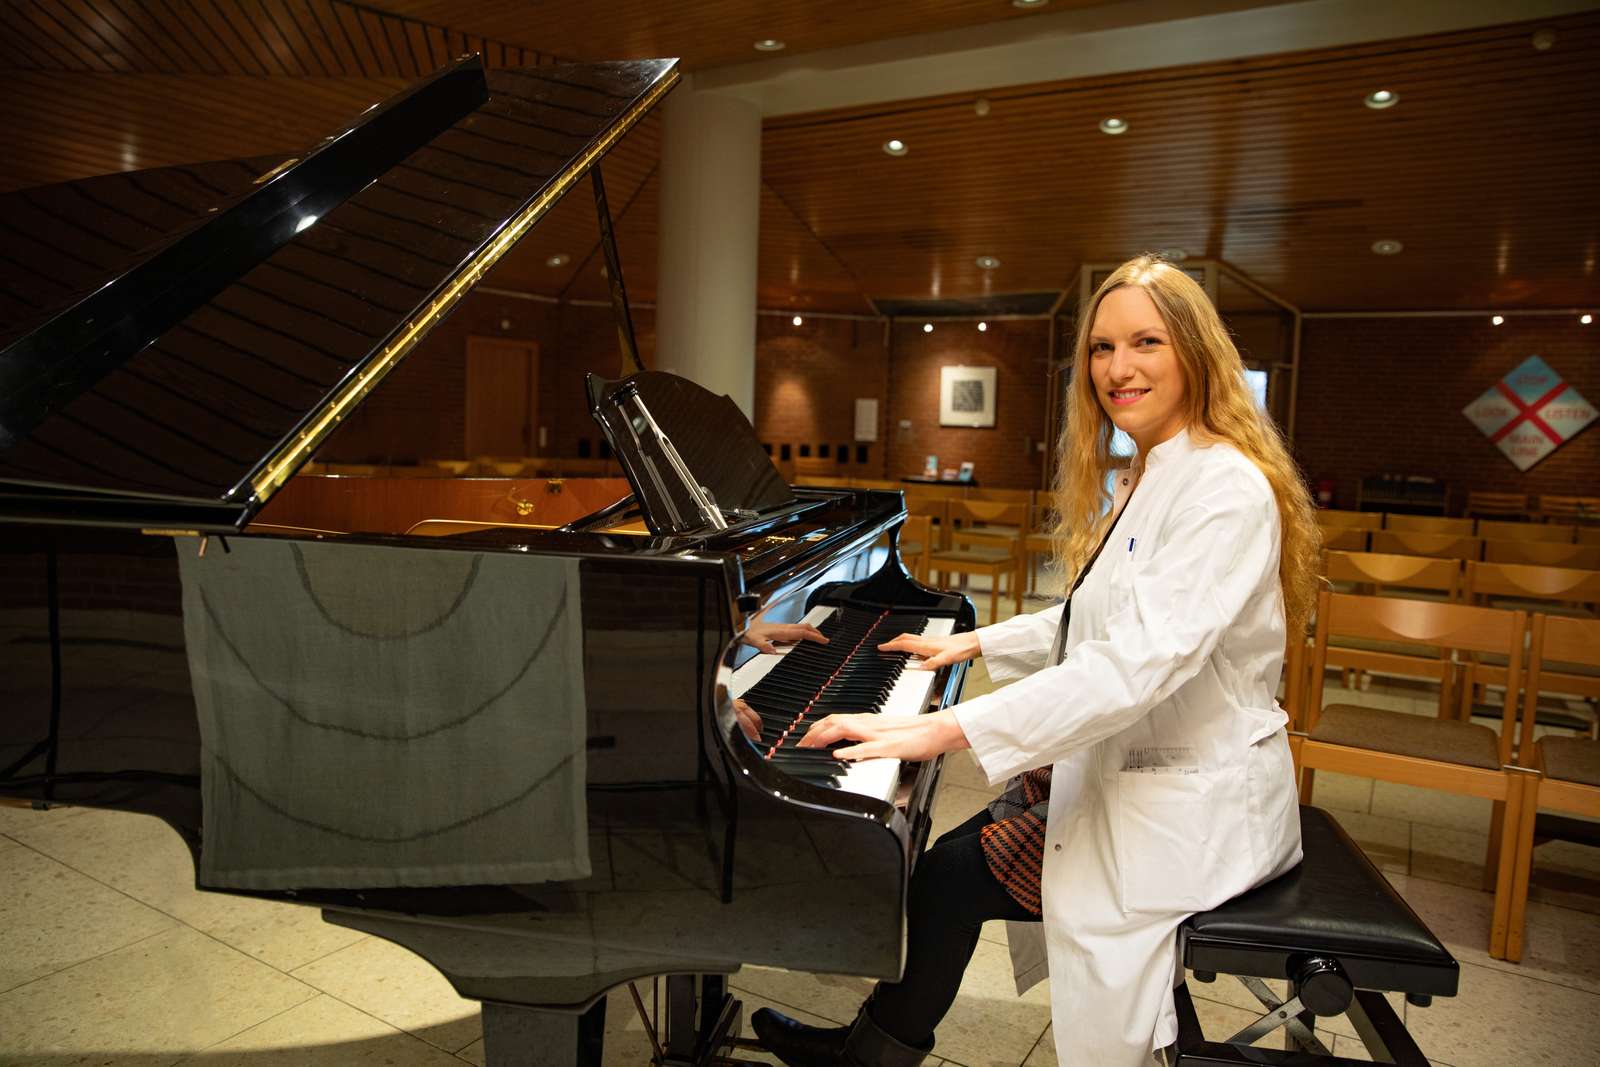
[1051,255,1320,634]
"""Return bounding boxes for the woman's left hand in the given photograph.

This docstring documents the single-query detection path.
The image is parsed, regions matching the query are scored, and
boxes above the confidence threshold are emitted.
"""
[796,709,969,762]
[742,621,829,654]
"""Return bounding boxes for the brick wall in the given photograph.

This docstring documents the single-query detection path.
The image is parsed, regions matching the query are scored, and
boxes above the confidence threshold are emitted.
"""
[884,319,1052,489]
[1293,316,1599,512]
[754,314,891,476]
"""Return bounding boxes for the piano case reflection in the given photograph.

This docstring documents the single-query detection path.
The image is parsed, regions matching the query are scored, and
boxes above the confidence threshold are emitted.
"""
[0,54,979,1066]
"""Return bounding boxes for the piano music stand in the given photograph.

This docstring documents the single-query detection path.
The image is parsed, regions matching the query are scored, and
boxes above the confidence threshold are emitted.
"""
[1172,806,1458,1065]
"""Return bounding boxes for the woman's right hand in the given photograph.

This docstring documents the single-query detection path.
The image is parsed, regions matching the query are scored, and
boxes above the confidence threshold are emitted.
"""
[877,629,981,670]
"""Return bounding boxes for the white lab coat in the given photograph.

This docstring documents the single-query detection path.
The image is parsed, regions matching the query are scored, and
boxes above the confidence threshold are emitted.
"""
[953,429,1303,1067]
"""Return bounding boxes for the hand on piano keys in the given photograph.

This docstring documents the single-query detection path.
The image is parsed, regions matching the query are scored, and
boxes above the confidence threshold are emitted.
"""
[796,708,971,763]
[876,630,981,671]
[741,620,830,654]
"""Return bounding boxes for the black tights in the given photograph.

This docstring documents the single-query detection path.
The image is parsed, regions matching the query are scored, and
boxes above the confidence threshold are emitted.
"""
[869,808,1042,1047]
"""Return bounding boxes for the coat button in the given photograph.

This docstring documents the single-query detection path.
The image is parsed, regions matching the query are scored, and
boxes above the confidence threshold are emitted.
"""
[1053,844,1062,852]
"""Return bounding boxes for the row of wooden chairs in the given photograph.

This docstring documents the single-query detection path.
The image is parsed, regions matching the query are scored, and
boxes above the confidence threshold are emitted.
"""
[1284,595,1600,963]
[1320,526,1600,568]
[1321,508,1600,544]
[1465,491,1600,522]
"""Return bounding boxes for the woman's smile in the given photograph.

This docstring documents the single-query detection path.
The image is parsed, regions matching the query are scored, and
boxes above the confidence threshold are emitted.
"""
[1108,388,1151,406]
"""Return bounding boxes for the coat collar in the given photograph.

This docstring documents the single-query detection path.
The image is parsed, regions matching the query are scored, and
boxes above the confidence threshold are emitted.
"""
[1138,426,1199,474]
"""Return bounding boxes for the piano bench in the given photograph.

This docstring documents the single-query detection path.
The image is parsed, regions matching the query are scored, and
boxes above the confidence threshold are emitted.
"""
[1172,806,1458,1066]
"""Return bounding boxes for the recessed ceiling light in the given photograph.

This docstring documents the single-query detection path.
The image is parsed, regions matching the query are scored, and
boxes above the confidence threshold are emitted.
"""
[1364,89,1398,110]
[546,253,570,267]
[1532,28,1556,51]
[1162,247,1189,262]
[1491,315,1505,326]
[883,139,908,156]
[1371,238,1403,255]
[1012,0,1050,8]
[923,323,934,333]
[974,98,991,117]
[792,315,803,326]
[1099,117,1128,135]
[978,322,988,332]
[754,39,785,52]
[975,255,1001,270]
[1581,313,1593,325]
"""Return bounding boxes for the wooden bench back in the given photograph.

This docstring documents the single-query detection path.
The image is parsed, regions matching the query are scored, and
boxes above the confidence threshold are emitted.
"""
[1369,530,1483,561]
[1477,519,1574,543]
[1385,514,1475,536]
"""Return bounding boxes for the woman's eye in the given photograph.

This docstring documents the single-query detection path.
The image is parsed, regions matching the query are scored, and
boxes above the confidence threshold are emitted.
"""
[1136,336,1162,348]
[1090,341,1111,353]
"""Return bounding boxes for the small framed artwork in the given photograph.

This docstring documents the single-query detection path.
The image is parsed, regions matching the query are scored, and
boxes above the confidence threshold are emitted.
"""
[939,365,997,427]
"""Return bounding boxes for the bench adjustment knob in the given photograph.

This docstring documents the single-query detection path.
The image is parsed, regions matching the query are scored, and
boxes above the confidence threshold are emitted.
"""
[1406,994,1432,1008]
[1293,956,1352,1017]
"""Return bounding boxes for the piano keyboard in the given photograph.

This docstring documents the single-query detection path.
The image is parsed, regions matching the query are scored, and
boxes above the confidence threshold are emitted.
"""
[730,604,955,804]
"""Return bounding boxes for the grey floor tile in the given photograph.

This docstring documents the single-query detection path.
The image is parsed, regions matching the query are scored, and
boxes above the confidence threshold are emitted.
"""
[0,845,177,994]
[0,925,315,1066]
[176,994,465,1065]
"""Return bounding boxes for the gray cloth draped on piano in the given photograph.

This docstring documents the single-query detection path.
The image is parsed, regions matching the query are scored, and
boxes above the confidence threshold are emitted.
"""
[177,537,589,890]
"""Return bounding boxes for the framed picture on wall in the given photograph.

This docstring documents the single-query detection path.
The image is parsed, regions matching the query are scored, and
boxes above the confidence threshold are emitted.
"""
[939,365,997,427]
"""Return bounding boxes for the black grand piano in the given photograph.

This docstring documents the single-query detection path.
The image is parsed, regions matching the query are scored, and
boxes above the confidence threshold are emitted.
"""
[0,55,977,1064]
[1,53,1463,1067]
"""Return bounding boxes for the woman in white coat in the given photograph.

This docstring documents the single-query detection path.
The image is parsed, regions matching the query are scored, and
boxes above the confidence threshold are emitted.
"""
[752,255,1321,1067]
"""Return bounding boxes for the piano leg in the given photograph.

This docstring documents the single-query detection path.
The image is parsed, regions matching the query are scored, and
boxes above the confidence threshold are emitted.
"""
[481,999,606,1067]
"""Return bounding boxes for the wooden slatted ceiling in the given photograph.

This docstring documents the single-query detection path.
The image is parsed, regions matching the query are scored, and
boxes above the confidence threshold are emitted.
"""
[762,11,1600,310]
[353,0,1093,72]
[0,0,559,78]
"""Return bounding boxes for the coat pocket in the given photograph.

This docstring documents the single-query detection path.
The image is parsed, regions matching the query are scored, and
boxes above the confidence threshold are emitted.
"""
[1115,769,1234,914]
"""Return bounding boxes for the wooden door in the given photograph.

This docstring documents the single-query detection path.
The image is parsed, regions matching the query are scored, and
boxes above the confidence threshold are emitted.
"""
[466,337,539,457]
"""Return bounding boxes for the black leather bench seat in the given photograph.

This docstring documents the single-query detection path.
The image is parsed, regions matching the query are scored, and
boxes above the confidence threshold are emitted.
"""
[1181,806,1459,999]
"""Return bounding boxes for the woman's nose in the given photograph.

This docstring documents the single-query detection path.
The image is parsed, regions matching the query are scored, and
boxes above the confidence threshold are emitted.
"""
[1106,344,1135,380]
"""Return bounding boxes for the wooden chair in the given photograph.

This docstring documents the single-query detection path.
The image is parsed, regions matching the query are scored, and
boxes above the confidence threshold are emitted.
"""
[1022,495,1057,599]
[967,487,1032,505]
[430,459,474,476]
[1295,590,1530,958]
[1317,524,1369,552]
[1322,551,1462,712]
[1317,509,1382,530]
[1477,519,1574,544]
[1483,539,1600,570]
[1464,561,1600,616]
[1458,561,1600,729]
[1466,491,1530,520]
[1536,494,1600,524]
[1384,514,1475,536]
[1369,530,1482,562]
[1504,614,1600,961]
[895,513,933,583]
[933,499,1028,622]
[928,502,1024,627]
[902,488,953,549]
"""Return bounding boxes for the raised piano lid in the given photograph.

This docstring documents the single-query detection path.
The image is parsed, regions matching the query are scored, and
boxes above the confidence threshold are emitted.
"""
[587,371,796,536]
[0,55,678,532]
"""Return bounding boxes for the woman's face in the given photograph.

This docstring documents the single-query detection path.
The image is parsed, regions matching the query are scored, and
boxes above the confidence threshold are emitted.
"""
[1087,285,1189,455]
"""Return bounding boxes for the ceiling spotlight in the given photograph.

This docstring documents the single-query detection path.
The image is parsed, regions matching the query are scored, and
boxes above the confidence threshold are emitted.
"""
[1364,89,1398,110]
[792,315,803,326]
[1099,117,1128,135]
[1532,28,1556,51]
[754,39,786,52]
[1581,313,1593,325]
[883,138,908,156]
[1012,0,1050,8]
[1371,238,1403,255]
[923,323,934,333]
[1491,315,1505,326]
[974,98,991,117]
[975,255,1001,270]
[978,322,988,332]
[545,252,570,267]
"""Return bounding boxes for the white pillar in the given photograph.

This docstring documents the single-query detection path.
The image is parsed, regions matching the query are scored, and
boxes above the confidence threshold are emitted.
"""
[654,79,761,419]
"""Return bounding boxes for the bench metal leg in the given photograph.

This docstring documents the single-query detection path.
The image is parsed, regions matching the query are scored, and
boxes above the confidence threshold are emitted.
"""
[1174,982,1431,1066]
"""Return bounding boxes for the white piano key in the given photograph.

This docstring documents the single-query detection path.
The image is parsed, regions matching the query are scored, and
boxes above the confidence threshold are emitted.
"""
[730,608,955,806]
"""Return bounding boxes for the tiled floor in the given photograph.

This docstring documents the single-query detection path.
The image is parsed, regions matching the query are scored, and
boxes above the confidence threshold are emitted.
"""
[3,587,1598,1066]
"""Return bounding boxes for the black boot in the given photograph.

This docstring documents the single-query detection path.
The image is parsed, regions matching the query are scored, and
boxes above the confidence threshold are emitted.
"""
[751,1004,932,1067]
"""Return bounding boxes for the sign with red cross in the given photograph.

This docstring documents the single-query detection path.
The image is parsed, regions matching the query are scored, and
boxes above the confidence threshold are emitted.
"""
[1462,355,1596,471]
